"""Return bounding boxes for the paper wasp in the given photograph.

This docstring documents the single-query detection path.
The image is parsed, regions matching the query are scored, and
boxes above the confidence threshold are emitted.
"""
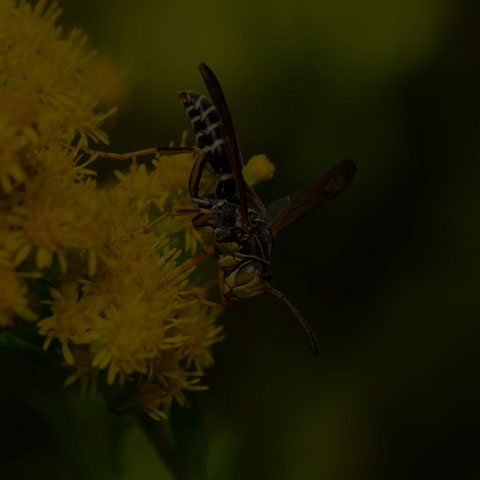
[83,63,356,354]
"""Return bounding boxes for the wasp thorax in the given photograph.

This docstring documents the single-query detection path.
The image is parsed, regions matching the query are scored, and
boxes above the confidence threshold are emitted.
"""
[223,260,271,299]
[214,226,241,243]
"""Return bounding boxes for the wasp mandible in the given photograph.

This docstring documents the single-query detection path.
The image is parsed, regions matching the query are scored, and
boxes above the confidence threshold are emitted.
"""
[83,63,356,354]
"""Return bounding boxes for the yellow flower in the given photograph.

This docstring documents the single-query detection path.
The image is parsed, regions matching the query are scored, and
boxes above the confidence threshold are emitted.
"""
[243,154,275,187]
[0,117,30,192]
[178,303,224,372]
[91,305,158,385]
[152,351,208,408]
[0,268,37,327]
[0,218,30,268]
[84,224,200,386]
[154,131,197,196]
[9,176,108,272]
[114,160,168,212]
[157,152,194,195]
[0,0,120,192]
[64,349,100,398]
[30,144,98,179]
[38,286,99,363]
[133,383,169,420]
[0,0,228,420]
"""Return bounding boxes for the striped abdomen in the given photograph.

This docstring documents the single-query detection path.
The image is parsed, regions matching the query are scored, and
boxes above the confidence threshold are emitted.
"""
[177,90,236,199]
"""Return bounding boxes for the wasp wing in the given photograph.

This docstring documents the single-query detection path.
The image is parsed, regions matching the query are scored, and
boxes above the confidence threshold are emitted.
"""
[269,158,356,238]
[199,62,250,228]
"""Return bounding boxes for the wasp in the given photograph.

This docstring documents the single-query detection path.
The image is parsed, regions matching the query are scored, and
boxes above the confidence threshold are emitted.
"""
[83,63,356,354]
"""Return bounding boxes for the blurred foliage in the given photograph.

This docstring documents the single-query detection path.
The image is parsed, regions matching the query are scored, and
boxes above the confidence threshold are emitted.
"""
[3,0,480,479]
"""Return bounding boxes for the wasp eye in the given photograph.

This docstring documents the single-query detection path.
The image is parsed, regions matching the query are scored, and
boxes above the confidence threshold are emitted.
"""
[235,262,258,286]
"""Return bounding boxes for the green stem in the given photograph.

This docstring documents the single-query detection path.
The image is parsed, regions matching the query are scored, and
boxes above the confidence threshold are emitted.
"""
[137,414,193,480]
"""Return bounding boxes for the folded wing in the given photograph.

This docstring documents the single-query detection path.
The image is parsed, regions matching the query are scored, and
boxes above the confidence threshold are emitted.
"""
[269,158,356,238]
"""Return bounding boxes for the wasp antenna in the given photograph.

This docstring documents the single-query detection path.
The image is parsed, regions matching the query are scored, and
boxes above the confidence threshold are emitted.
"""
[267,288,319,355]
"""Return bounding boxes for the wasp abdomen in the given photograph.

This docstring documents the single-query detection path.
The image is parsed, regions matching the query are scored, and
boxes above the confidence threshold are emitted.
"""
[177,91,232,174]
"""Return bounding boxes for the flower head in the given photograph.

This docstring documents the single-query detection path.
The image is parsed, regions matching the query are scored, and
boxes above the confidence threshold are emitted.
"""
[9,176,108,272]
[0,0,227,419]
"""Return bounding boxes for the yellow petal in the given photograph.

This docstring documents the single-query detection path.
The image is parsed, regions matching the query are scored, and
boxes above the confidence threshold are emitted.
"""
[62,342,75,365]
[36,247,53,270]
[1,173,12,193]
[9,163,25,183]
[88,250,97,277]
[14,244,32,266]
[56,250,68,273]
[14,306,38,321]
[43,336,53,351]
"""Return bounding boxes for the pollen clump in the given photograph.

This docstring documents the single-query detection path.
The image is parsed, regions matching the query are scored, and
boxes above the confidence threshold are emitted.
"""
[0,0,224,419]
[243,154,275,187]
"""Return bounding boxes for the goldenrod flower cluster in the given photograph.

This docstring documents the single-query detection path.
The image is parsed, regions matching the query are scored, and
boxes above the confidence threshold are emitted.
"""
[0,0,227,420]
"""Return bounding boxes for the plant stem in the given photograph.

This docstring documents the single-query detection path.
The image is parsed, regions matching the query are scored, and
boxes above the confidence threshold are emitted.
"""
[137,414,193,480]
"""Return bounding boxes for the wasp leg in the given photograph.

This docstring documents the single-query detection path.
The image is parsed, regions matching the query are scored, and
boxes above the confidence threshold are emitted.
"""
[182,278,219,296]
[82,146,203,161]
[120,208,213,242]
[189,297,230,308]
[179,278,230,308]
[156,245,216,291]
[188,151,209,198]
[245,182,266,213]
[191,210,215,230]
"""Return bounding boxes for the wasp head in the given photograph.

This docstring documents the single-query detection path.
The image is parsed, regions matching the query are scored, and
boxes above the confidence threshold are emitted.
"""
[223,260,272,299]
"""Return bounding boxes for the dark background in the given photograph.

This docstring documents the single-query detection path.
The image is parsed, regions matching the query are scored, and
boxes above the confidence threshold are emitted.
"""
[3,0,480,478]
